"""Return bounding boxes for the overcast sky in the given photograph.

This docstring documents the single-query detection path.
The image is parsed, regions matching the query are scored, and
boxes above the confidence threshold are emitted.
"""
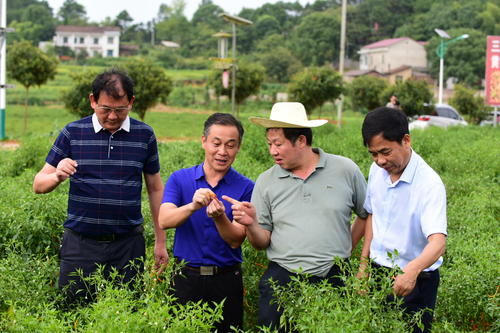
[45,0,312,24]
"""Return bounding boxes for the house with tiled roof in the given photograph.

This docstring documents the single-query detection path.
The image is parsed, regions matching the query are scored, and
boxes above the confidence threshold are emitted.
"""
[358,37,427,73]
[53,25,121,58]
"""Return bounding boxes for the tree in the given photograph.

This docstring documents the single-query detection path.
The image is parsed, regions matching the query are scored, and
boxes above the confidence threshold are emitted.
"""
[191,0,225,31]
[449,84,489,124]
[381,79,433,117]
[7,41,58,132]
[426,28,486,87]
[123,59,173,121]
[58,0,87,25]
[62,70,99,118]
[254,15,281,39]
[208,61,265,110]
[288,66,343,115]
[259,47,302,83]
[347,75,388,113]
[290,11,341,66]
[116,10,134,30]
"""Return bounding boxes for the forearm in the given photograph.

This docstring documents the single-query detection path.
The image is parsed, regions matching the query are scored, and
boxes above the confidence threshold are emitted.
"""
[148,189,166,245]
[33,171,62,194]
[158,202,197,229]
[403,233,446,274]
[212,214,246,249]
[245,222,271,250]
[351,216,367,251]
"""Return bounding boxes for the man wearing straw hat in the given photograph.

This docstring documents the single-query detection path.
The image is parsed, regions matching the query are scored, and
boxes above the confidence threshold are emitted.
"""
[223,102,368,332]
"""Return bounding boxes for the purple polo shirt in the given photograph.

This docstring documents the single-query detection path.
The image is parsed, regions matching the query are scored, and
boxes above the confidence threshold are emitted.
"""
[162,164,254,267]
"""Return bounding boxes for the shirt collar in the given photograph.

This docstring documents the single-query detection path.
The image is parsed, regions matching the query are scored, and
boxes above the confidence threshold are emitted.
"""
[277,147,325,178]
[195,163,235,184]
[384,149,417,186]
[92,113,130,133]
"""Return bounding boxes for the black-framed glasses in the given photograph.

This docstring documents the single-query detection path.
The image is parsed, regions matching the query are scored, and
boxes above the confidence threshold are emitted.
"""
[97,104,130,115]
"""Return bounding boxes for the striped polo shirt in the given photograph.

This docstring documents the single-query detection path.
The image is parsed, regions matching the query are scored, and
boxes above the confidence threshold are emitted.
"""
[46,114,160,235]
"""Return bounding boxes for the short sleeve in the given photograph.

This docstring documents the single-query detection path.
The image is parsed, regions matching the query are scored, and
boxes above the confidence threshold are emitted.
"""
[352,165,369,219]
[363,163,377,214]
[251,175,273,231]
[420,181,447,237]
[46,126,71,167]
[162,171,182,206]
[144,132,160,175]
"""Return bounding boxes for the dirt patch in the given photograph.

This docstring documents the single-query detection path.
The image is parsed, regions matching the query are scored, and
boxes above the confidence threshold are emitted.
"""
[151,104,214,114]
[0,140,20,150]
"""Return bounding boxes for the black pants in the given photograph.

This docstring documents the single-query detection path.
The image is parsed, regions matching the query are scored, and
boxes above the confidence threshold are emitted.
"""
[258,261,346,333]
[373,264,440,333]
[172,263,243,332]
[59,228,145,306]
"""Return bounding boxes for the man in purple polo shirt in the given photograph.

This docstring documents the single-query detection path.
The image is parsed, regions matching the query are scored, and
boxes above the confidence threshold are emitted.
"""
[33,69,167,305]
[159,113,254,332]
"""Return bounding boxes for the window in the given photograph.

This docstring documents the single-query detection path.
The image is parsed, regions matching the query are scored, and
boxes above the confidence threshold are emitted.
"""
[74,37,77,43]
[93,37,99,44]
[63,37,68,44]
[107,50,113,57]
[79,37,84,44]
[107,37,114,44]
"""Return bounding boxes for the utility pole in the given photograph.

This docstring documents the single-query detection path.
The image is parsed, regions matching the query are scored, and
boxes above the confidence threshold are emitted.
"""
[0,0,7,139]
[336,0,347,128]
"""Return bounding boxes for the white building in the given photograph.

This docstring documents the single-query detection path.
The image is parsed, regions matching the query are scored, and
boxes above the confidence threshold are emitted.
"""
[53,25,121,57]
[358,37,427,73]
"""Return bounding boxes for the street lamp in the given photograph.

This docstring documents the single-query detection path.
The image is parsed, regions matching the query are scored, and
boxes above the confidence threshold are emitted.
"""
[219,13,252,116]
[435,29,469,104]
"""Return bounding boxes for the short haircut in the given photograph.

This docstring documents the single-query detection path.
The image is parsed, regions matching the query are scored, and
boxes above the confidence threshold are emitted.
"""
[267,127,313,146]
[204,113,245,144]
[362,107,409,146]
[92,68,134,102]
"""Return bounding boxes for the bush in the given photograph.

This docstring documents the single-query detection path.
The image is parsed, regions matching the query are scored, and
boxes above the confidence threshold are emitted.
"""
[347,75,388,113]
[381,79,433,117]
[449,84,489,124]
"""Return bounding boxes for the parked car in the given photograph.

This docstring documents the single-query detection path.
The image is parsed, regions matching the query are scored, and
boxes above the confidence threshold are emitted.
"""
[479,111,500,126]
[409,103,468,130]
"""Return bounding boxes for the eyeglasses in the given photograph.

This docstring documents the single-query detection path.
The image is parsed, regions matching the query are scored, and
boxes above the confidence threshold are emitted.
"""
[97,104,130,115]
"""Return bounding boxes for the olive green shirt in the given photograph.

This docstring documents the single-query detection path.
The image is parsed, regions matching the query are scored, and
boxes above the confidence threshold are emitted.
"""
[252,148,368,277]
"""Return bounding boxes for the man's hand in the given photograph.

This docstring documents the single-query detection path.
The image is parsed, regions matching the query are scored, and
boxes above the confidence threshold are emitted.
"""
[393,270,418,296]
[222,195,256,226]
[207,196,225,218]
[154,241,169,274]
[191,188,216,211]
[56,158,78,182]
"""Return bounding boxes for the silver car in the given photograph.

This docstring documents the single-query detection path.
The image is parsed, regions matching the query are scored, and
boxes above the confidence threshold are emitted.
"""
[409,104,468,130]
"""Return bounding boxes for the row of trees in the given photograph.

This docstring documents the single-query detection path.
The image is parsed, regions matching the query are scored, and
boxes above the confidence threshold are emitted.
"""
[7,0,499,87]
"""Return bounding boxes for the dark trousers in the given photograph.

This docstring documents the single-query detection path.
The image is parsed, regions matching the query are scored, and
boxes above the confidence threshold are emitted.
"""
[374,264,440,333]
[58,228,145,306]
[258,261,346,333]
[172,264,243,332]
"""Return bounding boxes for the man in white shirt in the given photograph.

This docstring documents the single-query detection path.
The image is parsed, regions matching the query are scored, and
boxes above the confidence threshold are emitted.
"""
[359,107,447,333]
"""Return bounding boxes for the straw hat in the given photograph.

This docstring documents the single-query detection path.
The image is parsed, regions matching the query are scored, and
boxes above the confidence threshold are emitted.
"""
[249,102,328,128]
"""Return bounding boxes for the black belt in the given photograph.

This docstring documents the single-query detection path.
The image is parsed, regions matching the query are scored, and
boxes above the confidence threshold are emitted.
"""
[176,258,241,276]
[66,225,144,242]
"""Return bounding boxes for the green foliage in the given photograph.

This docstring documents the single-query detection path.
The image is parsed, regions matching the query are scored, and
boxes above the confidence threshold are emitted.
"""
[123,59,173,121]
[381,79,433,117]
[288,66,343,114]
[347,75,388,113]
[61,69,99,118]
[291,10,340,66]
[57,0,87,25]
[449,84,489,124]
[208,61,265,106]
[258,47,303,83]
[7,40,58,131]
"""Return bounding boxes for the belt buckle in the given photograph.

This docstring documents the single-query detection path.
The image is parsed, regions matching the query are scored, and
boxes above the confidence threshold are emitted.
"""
[200,266,215,276]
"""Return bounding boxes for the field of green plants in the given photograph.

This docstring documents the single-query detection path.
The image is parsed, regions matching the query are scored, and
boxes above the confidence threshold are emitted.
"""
[0,65,498,332]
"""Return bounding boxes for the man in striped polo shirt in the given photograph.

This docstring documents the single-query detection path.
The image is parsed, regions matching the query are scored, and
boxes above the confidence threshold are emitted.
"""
[33,69,167,305]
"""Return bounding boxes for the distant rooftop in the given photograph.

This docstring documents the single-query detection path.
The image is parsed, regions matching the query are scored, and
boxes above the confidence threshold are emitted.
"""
[362,37,410,49]
[56,25,120,33]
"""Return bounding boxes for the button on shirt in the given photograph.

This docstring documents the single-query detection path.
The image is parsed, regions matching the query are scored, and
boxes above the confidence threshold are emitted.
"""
[162,164,254,267]
[364,150,447,271]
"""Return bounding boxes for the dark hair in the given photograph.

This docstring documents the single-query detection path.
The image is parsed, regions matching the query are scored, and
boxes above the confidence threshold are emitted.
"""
[204,113,244,144]
[92,68,134,102]
[267,127,313,146]
[362,107,409,146]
